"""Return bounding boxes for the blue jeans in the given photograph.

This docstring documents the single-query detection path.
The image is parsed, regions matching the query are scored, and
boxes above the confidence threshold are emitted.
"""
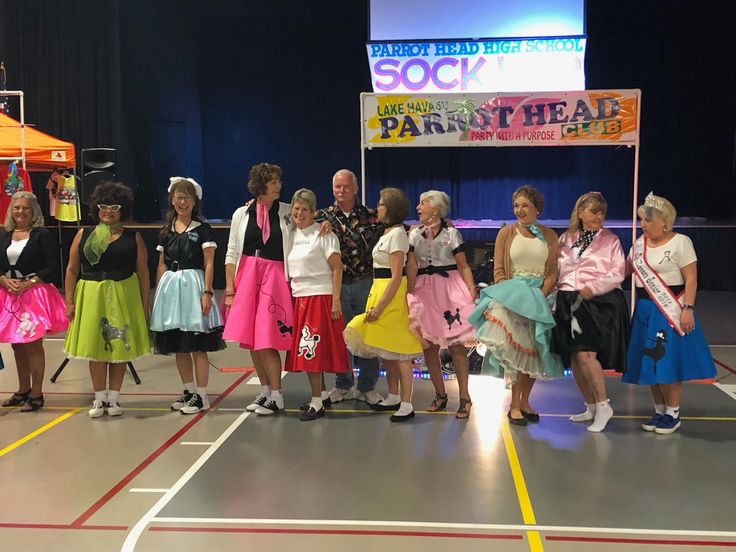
[336,277,380,392]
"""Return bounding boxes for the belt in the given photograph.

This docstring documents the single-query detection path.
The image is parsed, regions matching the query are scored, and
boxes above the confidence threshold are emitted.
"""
[166,261,199,272]
[243,249,283,261]
[81,269,133,282]
[373,268,406,278]
[417,264,457,278]
[636,284,685,299]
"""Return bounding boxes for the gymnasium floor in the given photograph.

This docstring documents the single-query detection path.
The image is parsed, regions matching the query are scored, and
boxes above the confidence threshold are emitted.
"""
[1,292,735,552]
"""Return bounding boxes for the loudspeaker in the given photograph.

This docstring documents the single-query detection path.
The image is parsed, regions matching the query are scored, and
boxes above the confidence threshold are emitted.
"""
[465,240,494,286]
[80,148,116,204]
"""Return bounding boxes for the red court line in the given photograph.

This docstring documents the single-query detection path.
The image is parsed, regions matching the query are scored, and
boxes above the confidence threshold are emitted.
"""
[70,371,252,528]
[0,523,127,531]
[714,358,736,376]
[149,526,523,540]
[547,535,736,547]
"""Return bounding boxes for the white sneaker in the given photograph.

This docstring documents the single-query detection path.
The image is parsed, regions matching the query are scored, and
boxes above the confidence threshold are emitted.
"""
[180,393,210,415]
[88,399,106,418]
[171,390,194,410]
[107,401,124,417]
[246,394,269,412]
[356,389,384,406]
[327,387,356,403]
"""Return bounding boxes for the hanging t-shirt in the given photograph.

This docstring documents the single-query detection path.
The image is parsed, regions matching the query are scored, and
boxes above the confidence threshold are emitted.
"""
[55,174,80,222]
[46,170,60,217]
[0,162,31,225]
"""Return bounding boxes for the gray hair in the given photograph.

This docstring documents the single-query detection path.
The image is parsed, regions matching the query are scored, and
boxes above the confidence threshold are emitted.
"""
[332,169,358,187]
[291,188,317,212]
[637,194,676,230]
[4,191,44,231]
[419,190,450,218]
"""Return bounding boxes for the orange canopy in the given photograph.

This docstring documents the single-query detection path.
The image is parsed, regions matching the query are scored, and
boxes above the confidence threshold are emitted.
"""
[0,112,76,171]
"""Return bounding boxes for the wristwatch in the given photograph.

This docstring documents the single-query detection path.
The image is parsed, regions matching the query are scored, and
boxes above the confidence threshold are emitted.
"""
[683,303,695,310]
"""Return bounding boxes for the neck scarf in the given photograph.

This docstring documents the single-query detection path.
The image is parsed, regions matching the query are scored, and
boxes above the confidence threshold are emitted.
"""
[256,200,271,244]
[422,220,441,239]
[521,222,546,243]
[572,229,598,258]
[83,222,122,265]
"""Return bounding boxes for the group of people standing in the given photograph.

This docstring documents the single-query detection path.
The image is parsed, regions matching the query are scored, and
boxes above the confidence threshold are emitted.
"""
[0,166,716,434]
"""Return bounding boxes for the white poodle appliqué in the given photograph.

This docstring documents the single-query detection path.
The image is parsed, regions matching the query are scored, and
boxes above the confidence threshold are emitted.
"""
[298,326,320,360]
[16,313,37,338]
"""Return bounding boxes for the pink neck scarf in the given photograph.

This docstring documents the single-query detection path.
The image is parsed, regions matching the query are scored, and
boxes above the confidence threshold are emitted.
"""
[423,221,441,239]
[256,200,271,244]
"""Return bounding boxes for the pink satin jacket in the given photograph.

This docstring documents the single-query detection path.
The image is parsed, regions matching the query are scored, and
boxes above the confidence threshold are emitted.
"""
[556,228,626,296]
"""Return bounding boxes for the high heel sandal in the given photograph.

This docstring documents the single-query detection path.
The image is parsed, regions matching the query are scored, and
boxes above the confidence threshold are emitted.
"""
[456,398,472,419]
[20,395,44,412]
[2,390,30,407]
[427,393,448,412]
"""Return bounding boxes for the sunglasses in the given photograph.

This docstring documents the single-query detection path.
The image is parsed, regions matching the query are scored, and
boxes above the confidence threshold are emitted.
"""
[97,204,122,212]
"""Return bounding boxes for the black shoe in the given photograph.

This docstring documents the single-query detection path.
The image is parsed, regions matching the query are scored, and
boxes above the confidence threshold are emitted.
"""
[521,410,540,423]
[299,397,332,411]
[299,406,325,422]
[508,410,527,426]
[370,401,401,411]
[3,390,30,407]
[390,410,416,422]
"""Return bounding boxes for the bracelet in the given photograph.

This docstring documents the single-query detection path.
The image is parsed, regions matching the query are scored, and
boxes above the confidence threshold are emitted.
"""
[203,290,214,296]
[225,292,235,297]
[683,303,695,310]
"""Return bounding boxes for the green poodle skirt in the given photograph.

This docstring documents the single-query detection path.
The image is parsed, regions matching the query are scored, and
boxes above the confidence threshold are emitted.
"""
[64,274,152,362]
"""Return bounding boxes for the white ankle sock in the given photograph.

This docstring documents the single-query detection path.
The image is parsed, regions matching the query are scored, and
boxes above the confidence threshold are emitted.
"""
[395,401,414,416]
[310,397,323,411]
[570,403,596,422]
[270,389,284,407]
[320,390,330,401]
[654,403,666,415]
[587,400,613,433]
[107,390,120,404]
[196,387,207,400]
[381,393,401,406]
[665,405,679,418]
[183,382,194,394]
[94,390,107,402]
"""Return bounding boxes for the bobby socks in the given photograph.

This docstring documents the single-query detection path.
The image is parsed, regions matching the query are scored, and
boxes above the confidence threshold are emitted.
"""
[270,389,284,407]
[107,390,120,404]
[569,403,596,422]
[310,397,323,411]
[94,390,107,402]
[196,387,207,399]
[320,390,330,401]
[260,385,271,398]
[654,403,666,415]
[587,399,613,433]
[395,401,414,416]
[379,393,401,407]
[665,405,680,418]
[183,382,194,394]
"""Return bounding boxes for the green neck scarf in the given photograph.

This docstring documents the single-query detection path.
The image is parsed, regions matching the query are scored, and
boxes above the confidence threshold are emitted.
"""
[83,222,123,265]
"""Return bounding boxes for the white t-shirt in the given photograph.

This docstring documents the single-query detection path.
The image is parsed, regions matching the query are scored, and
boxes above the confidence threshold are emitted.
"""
[288,224,341,297]
[630,233,697,287]
[509,229,548,276]
[372,225,409,269]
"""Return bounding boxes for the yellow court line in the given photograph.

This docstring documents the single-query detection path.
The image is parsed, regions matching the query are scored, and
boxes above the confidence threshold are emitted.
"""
[0,408,83,458]
[500,421,544,552]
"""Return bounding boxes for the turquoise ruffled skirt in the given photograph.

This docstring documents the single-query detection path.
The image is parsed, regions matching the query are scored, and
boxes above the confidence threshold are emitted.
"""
[468,275,564,381]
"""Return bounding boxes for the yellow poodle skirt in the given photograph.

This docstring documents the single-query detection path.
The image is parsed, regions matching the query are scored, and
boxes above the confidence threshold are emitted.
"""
[343,276,422,361]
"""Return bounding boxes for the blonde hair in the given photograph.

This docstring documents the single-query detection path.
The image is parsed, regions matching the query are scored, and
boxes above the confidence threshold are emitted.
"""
[291,188,317,211]
[566,192,608,235]
[419,190,450,218]
[4,191,44,231]
[637,193,676,230]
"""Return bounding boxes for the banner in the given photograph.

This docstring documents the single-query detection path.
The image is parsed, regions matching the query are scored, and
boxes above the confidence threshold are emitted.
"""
[366,38,586,94]
[361,90,640,148]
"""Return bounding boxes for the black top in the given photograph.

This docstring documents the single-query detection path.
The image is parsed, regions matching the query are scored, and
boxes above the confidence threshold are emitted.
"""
[0,227,59,284]
[159,222,214,270]
[80,227,137,277]
[243,201,284,261]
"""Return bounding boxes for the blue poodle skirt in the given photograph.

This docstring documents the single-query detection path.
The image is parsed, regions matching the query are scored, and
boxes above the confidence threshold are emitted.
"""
[468,275,564,381]
[622,297,715,385]
[150,269,225,354]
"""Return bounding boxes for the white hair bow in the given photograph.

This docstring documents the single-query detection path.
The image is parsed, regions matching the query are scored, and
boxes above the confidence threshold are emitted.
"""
[168,177,203,199]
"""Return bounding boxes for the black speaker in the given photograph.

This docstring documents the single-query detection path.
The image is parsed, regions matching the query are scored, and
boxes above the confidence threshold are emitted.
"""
[465,240,494,286]
[81,148,116,203]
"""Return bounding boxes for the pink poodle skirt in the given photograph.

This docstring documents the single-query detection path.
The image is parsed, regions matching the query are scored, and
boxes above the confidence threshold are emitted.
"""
[0,283,69,343]
[222,256,294,351]
[407,271,476,349]
[285,295,349,373]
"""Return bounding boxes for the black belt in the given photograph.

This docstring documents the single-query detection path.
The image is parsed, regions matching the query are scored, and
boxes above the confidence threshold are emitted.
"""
[417,264,457,278]
[373,268,406,278]
[243,249,283,261]
[81,270,133,282]
[636,284,685,299]
[166,261,199,272]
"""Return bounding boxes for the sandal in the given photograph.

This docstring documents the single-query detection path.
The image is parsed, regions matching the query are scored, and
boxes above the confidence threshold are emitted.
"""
[20,395,44,412]
[456,398,472,419]
[3,390,30,407]
[427,393,448,412]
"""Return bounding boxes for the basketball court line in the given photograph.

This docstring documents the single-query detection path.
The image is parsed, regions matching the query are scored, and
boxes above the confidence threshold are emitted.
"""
[0,407,82,458]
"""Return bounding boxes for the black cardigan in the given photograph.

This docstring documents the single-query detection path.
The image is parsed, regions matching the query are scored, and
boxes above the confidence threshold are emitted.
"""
[0,227,60,285]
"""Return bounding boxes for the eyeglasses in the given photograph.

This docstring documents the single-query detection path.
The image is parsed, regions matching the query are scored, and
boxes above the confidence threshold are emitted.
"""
[97,204,122,212]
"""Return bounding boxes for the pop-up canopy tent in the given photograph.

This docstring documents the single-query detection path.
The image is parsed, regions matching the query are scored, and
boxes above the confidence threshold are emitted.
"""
[0,111,76,170]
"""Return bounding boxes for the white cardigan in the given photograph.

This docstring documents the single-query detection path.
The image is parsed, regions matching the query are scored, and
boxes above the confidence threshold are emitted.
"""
[225,202,293,280]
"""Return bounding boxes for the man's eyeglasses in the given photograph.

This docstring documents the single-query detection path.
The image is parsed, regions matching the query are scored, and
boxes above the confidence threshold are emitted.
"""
[97,204,122,212]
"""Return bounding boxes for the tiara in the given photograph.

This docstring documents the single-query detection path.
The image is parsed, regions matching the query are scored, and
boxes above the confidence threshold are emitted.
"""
[643,192,665,211]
